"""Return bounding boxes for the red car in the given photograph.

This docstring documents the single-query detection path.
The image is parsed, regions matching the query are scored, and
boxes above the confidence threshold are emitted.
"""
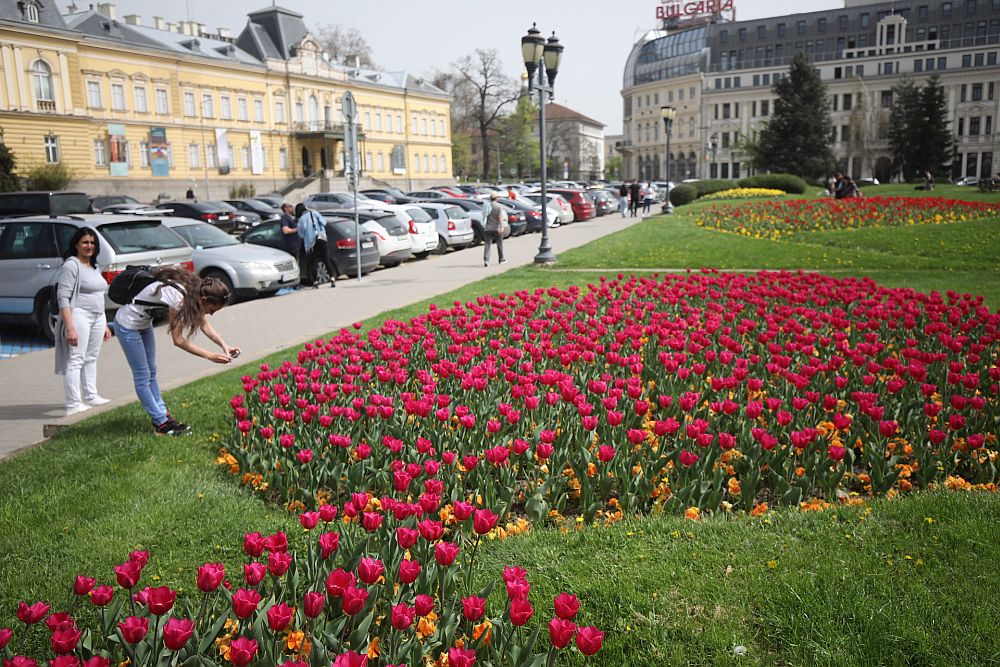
[546,188,595,221]
[429,186,468,198]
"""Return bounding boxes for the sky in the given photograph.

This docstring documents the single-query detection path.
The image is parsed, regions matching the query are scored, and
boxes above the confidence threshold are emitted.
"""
[99,0,844,133]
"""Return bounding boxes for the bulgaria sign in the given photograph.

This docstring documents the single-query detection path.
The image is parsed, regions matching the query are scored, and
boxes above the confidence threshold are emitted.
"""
[656,0,733,19]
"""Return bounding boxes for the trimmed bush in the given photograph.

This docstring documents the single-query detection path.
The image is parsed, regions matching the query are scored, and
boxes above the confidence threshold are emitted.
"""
[738,173,808,194]
[692,179,733,198]
[669,184,697,206]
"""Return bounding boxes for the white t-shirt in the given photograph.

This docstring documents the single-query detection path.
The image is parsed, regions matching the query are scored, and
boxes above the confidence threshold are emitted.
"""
[113,282,184,330]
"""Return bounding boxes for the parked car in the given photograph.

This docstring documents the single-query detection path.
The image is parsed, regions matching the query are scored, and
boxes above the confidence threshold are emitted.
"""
[524,192,573,224]
[361,188,415,204]
[519,194,562,229]
[154,200,238,233]
[254,194,285,208]
[498,197,546,234]
[372,203,439,257]
[406,190,447,200]
[160,218,299,300]
[546,188,596,221]
[0,191,92,216]
[429,186,468,198]
[303,192,379,209]
[225,198,282,224]
[319,208,414,268]
[589,189,615,216]
[955,176,979,186]
[90,194,143,213]
[0,214,193,341]
[428,197,485,243]
[414,203,475,253]
[240,217,379,280]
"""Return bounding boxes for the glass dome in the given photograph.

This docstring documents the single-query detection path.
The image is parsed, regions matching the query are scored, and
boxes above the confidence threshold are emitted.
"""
[623,26,710,88]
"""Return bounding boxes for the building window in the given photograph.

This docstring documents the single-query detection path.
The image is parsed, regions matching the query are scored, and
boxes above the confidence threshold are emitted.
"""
[377,153,384,171]
[24,2,39,22]
[139,139,149,167]
[275,100,285,123]
[396,114,402,133]
[220,95,232,119]
[32,60,54,102]
[761,99,770,116]
[134,86,147,112]
[422,118,428,135]
[439,155,446,173]
[206,145,216,168]
[44,135,59,163]
[411,114,418,133]
[242,145,251,169]
[777,23,786,37]
[366,151,374,172]
[201,94,214,118]
[183,92,195,116]
[155,89,168,114]
[111,83,125,111]
[253,99,264,122]
[972,83,984,100]
[364,111,371,129]
[188,143,200,168]
[94,138,107,166]
[423,154,429,172]
[796,20,806,34]
[915,59,924,72]
[279,146,288,170]
[881,90,893,107]
[970,116,981,135]
[87,81,102,108]
[375,112,382,131]
[237,97,248,121]
[294,101,303,122]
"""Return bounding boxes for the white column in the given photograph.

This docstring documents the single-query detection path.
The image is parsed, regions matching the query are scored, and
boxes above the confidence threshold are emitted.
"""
[58,52,72,114]
[2,45,19,109]
[12,47,28,111]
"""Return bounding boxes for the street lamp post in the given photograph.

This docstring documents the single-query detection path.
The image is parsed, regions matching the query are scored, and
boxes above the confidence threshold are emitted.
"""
[660,106,676,214]
[521,23,563,265]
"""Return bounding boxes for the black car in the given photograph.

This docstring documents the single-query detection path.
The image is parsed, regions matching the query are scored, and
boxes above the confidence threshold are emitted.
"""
[496,198,538,235]
[319,208,414,267]
[254,194,285,209]
[155,200,238,233]
[240,216,379,280]
[90,194,142,213]
[0,191,92,215]
[225,198,281,224]
[360,188,414,204]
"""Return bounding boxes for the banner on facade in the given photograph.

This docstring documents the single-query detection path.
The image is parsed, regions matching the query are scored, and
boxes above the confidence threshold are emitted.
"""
[108,123,128,177]
[249,130,264,175]
[562,158,570,180]
[149,127,169,177]
[215,128,231,175]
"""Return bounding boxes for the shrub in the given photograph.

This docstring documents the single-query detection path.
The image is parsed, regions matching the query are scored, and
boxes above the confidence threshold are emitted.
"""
[0,143,18,192]
[738,173,808,194]
[24,161,75,190]
[692,180,733,198]
[669,184,697,207]
[229,182,256,198]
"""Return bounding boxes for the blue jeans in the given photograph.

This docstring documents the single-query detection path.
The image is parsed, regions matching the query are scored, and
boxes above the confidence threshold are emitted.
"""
[116,323,168,425]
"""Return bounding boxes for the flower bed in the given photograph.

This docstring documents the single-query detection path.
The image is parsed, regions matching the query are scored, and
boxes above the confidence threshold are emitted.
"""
[223,271,999,525]
[700,188,786,201]
[694,197,998,240]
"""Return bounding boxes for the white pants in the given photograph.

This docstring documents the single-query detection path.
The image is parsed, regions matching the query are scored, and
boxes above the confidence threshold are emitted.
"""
[64,308,106,408]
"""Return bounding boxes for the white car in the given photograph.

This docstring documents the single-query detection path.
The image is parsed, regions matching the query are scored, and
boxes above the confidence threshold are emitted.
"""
[520,194,563,227]
[373,203,439,256]
[314,208,413,268]
[415,202,475,253]
[160,218,299,299]
[526,192,574,223]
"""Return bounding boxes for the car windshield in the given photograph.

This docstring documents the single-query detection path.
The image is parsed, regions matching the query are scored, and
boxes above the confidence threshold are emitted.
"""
[171,222,239,249]
[406,207,432,223]
[97,220,188,252]
[206,200,238,212]
[445,206,468,219]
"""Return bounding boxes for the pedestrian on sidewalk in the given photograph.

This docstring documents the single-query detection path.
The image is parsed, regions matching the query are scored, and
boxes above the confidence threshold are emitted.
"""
[115,267,239,436]
[279,202,301,261]
[629,180,641,217]
[618,181,629,215]
[54,227,112,417]
[295,203,336,288]
[641,182,654,215]
[482,191,508,266]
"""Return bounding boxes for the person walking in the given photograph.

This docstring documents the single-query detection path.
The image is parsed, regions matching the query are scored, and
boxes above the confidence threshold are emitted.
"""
[278,202,301,266]
[641,182,654,215]
[629,180,641,217]
[54,227,112,416]
[618,181,629,216]
[114,267,239,436]
[295,203,336,288]
[482,191,508,267]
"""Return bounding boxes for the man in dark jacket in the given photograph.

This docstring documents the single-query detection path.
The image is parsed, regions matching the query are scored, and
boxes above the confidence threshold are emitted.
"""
[629,180,641,217]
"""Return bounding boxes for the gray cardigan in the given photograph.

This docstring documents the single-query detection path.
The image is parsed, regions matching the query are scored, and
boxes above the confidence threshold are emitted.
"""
[52,258,83,375]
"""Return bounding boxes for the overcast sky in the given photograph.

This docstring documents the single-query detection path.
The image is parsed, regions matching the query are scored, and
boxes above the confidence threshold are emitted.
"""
[100,0,844,133]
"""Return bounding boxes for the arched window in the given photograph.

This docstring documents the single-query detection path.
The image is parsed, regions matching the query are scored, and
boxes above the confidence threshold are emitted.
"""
[24,3,40,22]
[32,60,53,101]
[308,95,319,126]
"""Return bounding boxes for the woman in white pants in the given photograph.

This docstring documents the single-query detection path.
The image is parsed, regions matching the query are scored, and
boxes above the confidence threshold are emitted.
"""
[54,227,111,416]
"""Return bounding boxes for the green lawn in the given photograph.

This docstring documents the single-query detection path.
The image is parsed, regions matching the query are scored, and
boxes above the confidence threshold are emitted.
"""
[2,188,999,666]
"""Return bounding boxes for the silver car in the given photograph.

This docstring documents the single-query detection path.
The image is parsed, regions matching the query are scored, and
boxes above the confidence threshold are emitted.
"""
[160,218,299,299]
[0,214,193,342]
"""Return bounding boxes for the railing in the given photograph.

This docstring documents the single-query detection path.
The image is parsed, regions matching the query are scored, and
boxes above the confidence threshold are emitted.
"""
[292,121,346,134]
[36,100,56,112]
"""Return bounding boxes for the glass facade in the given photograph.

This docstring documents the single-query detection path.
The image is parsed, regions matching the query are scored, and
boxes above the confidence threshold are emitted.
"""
[624,27,709,87]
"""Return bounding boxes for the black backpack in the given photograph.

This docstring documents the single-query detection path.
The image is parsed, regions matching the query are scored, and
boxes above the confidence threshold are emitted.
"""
[108,266,176,317]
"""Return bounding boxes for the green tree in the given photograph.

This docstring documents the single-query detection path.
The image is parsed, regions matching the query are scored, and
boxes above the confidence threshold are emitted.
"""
[748,52,835,181]
[889,76,955,181]
[497,95,539,179]
[450,131,472,181]
[605,155,623,181]
[0,142,18,192]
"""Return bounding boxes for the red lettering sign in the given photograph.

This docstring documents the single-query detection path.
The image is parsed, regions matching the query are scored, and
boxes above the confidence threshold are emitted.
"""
[656,0,732,19]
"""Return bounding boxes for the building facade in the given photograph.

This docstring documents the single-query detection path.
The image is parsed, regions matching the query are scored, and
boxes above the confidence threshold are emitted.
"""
[620,0,1000,183]
[530,103,606,182]
[0,1,453,201]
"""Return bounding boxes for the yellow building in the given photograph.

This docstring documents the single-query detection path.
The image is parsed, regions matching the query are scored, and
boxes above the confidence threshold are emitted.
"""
[0,2,453,202]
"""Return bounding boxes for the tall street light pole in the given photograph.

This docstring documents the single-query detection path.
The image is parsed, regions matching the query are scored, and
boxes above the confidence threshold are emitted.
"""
[522,23,563,265]
[660,105,676,214]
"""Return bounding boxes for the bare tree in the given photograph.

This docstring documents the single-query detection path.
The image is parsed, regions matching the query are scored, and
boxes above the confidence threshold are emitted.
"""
[315,25,378,69]
[451,49,520,181]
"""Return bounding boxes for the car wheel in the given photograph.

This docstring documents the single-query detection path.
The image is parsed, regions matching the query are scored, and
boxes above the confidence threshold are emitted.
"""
[414,251,430,259]
[205,270,237,302]
[434,236,449,255]
[36,296,56,344]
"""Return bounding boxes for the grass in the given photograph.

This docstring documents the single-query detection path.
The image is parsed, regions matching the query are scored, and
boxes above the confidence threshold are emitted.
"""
[2,186,999,665]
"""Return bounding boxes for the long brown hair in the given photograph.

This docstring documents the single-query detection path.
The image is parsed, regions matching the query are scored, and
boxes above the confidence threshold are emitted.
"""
[151,266,231,336]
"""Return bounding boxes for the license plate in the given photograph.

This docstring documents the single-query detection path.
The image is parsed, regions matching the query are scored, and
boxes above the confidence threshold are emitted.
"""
[362,241,374,248]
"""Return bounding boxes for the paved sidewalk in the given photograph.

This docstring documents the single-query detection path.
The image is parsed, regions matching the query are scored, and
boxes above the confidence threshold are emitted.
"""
[0,213,645,461]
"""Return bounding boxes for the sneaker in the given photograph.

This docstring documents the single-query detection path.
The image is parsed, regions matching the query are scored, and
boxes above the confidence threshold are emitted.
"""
[484,262,488,267]
[165,414,190,432]
[85,396,111,406]
[153,418,190,436]
[500,259,508,264]
[66,403,92,417]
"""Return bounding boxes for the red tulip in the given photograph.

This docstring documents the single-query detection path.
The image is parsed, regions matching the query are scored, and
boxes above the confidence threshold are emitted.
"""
[263,532,288,553]
[473,509,499,535]
[0,628,12,650]
[73,576,96,596]
[15,602,50,625]
[319,504,338,522]
[357,557,384,585]
[244,562,267,586]
[548,617,576,648]
[325,568,356,597]
[340,586,369,616]
[162,618,194,651]
[828,445,847,461]
[303,591,325,618]
[4,658,38,667]
[299,511,319,530]
[679,450,699,467]
[197,563,226,592]
[509,599,534,626]
[447,647,476,667]
[49,658,78,667]
[232,588,261,619]
[114,560,143,589]
[414,594,435,617]
[229,637,258,667]
[462,596,485,622]
[319,532,340,560]
[90,586,113,607]
[268,551,293,577]
[266,602,294,631]
[82,658,109,667]
[575,625,604,655]
[145,586,176,616]
[117,616,148,644]
[553,593,580,620]
[243,532,265,557]
[398,559,421,585]
[391,603,416,630]
[50,626,82,654]
[331,652,367,667]
[396,527,418,549]
[434,542,460,567]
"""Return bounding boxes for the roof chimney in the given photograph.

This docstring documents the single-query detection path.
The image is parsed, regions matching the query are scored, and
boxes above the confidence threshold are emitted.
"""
[123,14,141,25]
[167,22,178,33]
[347,54,360,69]
[153,16,164,30]
[96,2,115,19]
[217,27,230,39]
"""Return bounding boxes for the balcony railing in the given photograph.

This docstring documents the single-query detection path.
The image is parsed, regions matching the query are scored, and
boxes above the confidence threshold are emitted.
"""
[36,100,56,112]
[292,120,346,134]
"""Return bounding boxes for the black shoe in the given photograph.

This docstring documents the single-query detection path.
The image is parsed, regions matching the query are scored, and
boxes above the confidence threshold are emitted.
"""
[330,281,336,288]
[165,414,189,432]
[153,418,190,436]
